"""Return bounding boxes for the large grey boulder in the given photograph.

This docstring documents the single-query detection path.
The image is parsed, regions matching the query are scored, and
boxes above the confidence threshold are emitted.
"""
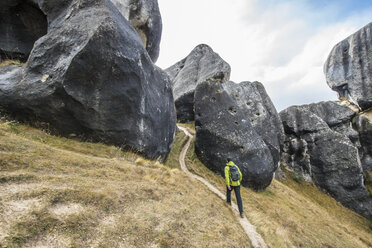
[280,105,372,220]
[223,81,284,168]
[166,44,231,122]
[0,0,176,160]
[111,0,162,62]
[324,22,372,110]
[0,0,47,61]
[0,0,162,63]
[194,80,275,191]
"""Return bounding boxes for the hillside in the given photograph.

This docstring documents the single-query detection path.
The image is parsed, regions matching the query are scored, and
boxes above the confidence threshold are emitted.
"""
[0,119,371,247]
[180,123,372,248]
[0,119,249,247]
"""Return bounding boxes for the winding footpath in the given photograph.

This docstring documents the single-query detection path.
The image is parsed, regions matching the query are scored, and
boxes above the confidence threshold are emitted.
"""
[177,125,268,248]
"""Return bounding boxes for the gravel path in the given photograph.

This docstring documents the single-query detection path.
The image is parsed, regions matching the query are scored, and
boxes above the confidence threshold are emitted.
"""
[178,125,268,248]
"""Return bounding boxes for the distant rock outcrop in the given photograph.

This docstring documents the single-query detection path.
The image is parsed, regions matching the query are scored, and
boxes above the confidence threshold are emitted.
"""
[280,103,372,220]
[324,22,372,110]
[194,80,275,191]
[0,0,176,160]
[166,44,231,122]
[223,81,284,168]
[111,0,162,62]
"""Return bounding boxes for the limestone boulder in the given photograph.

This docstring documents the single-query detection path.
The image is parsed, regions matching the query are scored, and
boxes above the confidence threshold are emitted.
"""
[194,80,275,190]
[223,81,284,168]
[324,22,372,110]
[0,0,162,63]
[280,105,372,220]
[166,44,231,122]
[0,0,176,160]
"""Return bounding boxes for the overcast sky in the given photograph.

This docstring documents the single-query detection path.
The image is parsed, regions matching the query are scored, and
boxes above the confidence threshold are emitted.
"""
[156,0,372,111]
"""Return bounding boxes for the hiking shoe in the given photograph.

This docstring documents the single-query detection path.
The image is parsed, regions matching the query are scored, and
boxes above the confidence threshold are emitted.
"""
[240,213,244,218]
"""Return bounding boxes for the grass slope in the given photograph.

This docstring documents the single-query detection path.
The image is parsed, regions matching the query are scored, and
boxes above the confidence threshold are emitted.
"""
[0,120,250,247]
[179,123,372,248]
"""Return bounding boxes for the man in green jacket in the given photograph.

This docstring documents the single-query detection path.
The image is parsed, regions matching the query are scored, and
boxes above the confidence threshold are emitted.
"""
[225,158,244,218]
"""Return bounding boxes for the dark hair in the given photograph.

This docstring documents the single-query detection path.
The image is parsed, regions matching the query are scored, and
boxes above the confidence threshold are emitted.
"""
[226,158,231,162]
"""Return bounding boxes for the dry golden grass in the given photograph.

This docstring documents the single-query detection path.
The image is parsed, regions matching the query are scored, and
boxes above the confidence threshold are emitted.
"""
[180,124,372,248]
[0,120,250,247]
[0,60,23,68]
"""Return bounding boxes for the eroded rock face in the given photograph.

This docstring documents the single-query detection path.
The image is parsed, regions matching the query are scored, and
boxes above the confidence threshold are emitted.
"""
[223,81,284,168]
[111,0,162,62]
[324,22,372,110]
[353,111,372,172]
[194,80,275,190]
[305,101,360,146]
[0,0,47,61]
[0,0,176,160]
[166,44,231,122]
[280,104,372,220]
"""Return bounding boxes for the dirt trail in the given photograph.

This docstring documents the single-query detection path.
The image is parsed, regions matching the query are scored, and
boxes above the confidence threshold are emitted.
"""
[178,126,268,248]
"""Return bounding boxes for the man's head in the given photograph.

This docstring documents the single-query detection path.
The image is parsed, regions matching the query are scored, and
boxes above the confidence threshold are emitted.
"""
[226,158,231,163]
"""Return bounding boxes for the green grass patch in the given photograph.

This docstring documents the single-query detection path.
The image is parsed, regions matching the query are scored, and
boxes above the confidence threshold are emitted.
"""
[291,172,304,183]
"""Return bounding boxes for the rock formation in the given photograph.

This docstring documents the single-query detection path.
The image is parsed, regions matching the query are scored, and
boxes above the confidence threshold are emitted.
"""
[111,0,162,62]
[0,0,162,63]
[0,0,47,61]
[194,80,275,190]
[353,110,372,172]
[166,44,231,122]
[223,81,284,168]
[305,101,360,146]
[280,103,372,220]
[324,22,372,110]
[0,0,176,160]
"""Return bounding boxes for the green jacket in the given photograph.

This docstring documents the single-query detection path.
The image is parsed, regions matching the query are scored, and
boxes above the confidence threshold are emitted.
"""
[224,161,242,187]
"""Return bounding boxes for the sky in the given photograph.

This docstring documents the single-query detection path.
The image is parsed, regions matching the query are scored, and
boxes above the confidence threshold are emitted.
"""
[156,0,372,111]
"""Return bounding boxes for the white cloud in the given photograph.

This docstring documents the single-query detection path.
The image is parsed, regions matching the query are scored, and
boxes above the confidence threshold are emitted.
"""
[157,0,372,111]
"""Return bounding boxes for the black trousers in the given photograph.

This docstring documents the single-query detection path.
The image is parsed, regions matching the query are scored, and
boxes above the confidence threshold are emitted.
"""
[226,185,243,214]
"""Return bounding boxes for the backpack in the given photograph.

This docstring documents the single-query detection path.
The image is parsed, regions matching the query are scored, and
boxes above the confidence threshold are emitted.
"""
[230,166,240,182]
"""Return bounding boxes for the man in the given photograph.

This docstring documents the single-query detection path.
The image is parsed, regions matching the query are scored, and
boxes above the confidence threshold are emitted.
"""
[225,158,244,218]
